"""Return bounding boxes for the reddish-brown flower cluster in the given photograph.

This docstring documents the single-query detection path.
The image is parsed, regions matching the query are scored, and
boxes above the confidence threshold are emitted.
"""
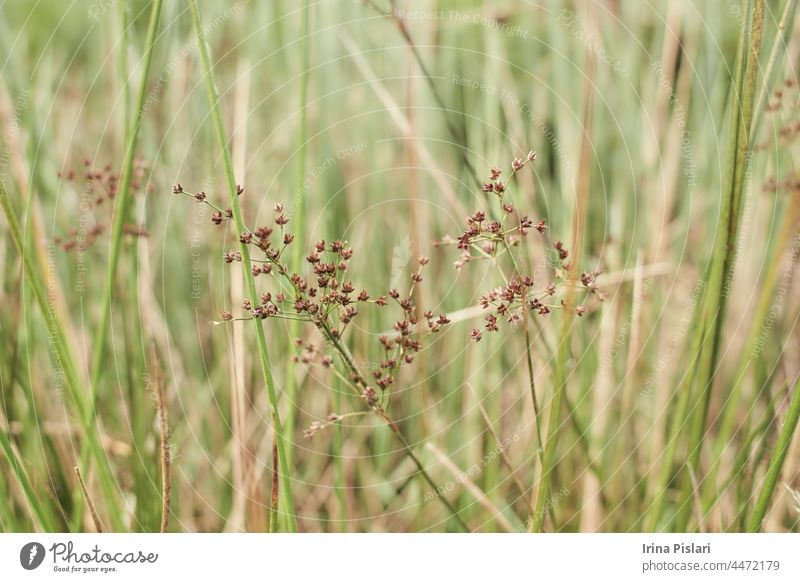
[302,413,341,440]
[470,274,558,342]
[438,152,603,341]
[580,267,607,303]
[438,153,544,272]
[177,184,452,437]
[759,80,800,195]
[54,157,152,251]
[174,147,602,440]
[763,79,798,114]
[240,214,384,333]
[285,251,449,405]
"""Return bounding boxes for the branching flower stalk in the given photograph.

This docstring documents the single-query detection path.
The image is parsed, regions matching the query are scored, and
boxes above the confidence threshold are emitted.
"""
[188,0,297,532]
[178,187,469,529]
[439,156,551,438]
[177,118,597,532]
[436,151,602,530]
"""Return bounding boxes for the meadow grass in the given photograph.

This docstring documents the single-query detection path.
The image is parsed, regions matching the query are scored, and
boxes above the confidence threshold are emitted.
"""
[0,0,798,533]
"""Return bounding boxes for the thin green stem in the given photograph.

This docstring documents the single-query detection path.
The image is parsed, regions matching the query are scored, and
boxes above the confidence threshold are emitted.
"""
[75,0,164,532]
[675,0,763,531]
[0,417,58,531]
[332,373,348,529]
[0,184,121,529]
[531,54,594,532]
[189,0,297,532]
[750,0,798,142]
[698,0,799,518]
[90,0,163,394]
[701,198,799,516]
[284,0,311,464]
[747,376,800,531]
[318,322,468,531]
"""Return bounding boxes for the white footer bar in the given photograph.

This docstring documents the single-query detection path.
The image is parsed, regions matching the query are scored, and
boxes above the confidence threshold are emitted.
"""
[1,534,797,581]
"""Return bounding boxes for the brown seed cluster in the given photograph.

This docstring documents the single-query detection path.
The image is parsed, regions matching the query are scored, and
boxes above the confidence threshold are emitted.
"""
[759,81,800,194]
[437,151,603,341]
[174,147,602,439]
[54,157,152,251]
[176,184,451,436]
[288,250,448,402]
[764,79,799,114]
[302,413,341,440]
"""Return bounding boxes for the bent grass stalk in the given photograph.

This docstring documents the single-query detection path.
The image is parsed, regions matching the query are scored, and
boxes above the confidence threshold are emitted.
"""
[747,375,800,531]
[700,0,799,518]
[284,0,310,467]
[531,52,595,532]
[646,0,758,531]
[675,0,764,531]
[0,184,120,529]
[188,0,298,532]
[73,0,164,531]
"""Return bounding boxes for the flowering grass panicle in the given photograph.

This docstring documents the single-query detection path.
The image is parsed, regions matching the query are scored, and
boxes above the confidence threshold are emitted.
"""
[437,152,603,342]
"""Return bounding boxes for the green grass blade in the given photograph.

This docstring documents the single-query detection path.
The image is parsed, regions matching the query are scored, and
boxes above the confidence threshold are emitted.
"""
[531,52,595,533]
[673,0,764,531]
[0,183,121,529]
[89,0,163,395]
[188,0,298,532]
[0,419,58,531]
[284,0,311,468]
[747,376,800,531]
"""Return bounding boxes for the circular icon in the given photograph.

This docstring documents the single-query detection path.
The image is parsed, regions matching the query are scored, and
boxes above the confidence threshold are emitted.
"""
[20,542,46,570]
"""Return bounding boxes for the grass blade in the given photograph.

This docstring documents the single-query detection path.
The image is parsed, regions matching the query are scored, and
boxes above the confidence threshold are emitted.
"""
[188,0,298,532]
[531,49,595,533]
[747,376,800,531]
[284,0,311,467]
[89,0,164,396]
[675,0,764,531]
[0,183,120,528]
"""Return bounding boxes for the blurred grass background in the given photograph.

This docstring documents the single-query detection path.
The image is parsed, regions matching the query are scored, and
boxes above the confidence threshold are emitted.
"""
[0,0,798,532]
